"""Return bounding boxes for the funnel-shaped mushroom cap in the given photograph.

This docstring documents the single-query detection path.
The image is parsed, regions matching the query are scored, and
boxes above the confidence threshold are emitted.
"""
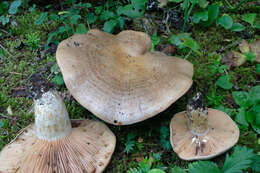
[0,91,116,173]
[170,109,239,160]
[56,29,193,125]
[249,39,260,62]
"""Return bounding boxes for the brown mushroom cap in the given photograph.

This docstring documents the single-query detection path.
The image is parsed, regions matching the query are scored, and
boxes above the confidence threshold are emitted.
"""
[249,39,260,63]
[0,119,116,173]
[56,29,193,125]
[170,108,239,160]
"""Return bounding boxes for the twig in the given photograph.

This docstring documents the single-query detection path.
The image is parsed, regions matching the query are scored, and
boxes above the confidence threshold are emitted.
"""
[9,72,22,75]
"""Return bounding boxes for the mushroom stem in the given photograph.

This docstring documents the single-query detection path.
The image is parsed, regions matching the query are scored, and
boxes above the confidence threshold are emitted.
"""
[34,91,72,141]
[186,93,208,135]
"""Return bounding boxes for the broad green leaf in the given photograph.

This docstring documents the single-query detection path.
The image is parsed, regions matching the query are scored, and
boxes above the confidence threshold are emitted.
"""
[8,0,21,14]
[70,14,81,24]
[171,166,186,173]
[51,74,64,86]
[235,108,248,126]
[86,13,97,24]
[222,146,255,173]
[95,6,103,15]
[183,37,200,55]
[243,51,256,62]
[35,12,48,25]
[117,0,146,18]
[242,13,256,26]
[256,64,260,74]
[216,75,233,89]
[192,11,208,23]
[217,14,233,29]
[198,0,208,8]
[252,123,260,134]
[103,19,118,33]
[147,169,165,173]
[232,91,250,108]
[100,11,115,21]
[249,85,260,104]
[202,3,219,27]
[230,23,246,32]
[189,161,221,173]
[0,1,9,15]
[75,24,88,34]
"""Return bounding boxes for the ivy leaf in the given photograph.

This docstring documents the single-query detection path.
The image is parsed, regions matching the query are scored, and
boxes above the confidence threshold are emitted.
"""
[103,19,118,33]
[230,23,245,32]
[216,75,233,89]
[249,85,260,104]
[171,166,186,173]
[75,24,88,34]
[189,161,221,173]
[35,12,48,25]
[242,13,256,26]
[217,14,233,29]
[232,91,251,108]
[8,0,21,14]
[222,146,255,173]
[192,11,208,24]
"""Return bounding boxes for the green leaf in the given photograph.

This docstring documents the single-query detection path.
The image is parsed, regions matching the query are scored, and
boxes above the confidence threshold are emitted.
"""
[243,51,256,62]
[230,23,246,32]
[103,19,118,33]
[95,6,103,15]
[0,15,9,25]
[256,64,260,74]
[189,161,221,173]
[216,75,233,89]
[251,155,260,172]
[51,74,64,86]
[116,16,125,29]
[0,1,9,15]
[198,0,208,8]
[75,24,88,34]
[183,37,200,55]
[151,32,160,51]
[147,169,165,173]
[35,12,48,25]
[8,0,21,14]
[249,85,260,104]
[222,146,255,173]
[70,14,81,24]
[100,11,115,21]
[86,13,97,24]
[235,108,249,126]
[0,120,3,128]
[139,158,152,172]
[250,104,260,125]
[202,3,219,27]
[192,11,208,24]
[232,91,250,108]
[171,166,186,173]
[117,0,146,18]
[242,13,256,26]
[217,14,233,29]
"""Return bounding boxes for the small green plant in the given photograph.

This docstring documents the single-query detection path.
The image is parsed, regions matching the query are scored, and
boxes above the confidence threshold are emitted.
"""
[150,32,160,51]
[206,87,224,107]
[159,126,172,150]
[128,157,166,173]
[232,85,260,134]
[50,64,64,86]
[171,146,259,173]
[216,74,233,90]
[0,0,22,26]
[24,32,41,50]
[242,13,260,29]
[124,132,137,154]
[208,55,227,75]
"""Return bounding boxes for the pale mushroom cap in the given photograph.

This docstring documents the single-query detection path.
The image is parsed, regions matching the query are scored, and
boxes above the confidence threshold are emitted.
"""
[0,120,116,173]
[249,39,260,63]
[56,29,193,125]
[170,108,239,160]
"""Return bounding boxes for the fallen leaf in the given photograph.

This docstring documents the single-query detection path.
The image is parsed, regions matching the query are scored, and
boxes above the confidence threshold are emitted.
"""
[239,39,250,53]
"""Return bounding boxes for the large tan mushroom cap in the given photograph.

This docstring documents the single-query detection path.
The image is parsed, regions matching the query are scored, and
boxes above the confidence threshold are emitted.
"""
[170,109,239,160]
[56,29,193,125]
[249,39,260,62]
[0,119,116,173]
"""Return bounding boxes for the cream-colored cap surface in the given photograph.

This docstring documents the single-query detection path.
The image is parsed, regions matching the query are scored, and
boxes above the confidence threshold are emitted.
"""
[0,120,116,173]
[249,39,260,62]
[56,29,193,125]
[170,108,239,160]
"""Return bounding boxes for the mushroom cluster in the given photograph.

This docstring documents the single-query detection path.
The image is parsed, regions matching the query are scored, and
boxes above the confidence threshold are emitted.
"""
[170,93,239,160]
[56,29,193,125]
[0,91,116,173]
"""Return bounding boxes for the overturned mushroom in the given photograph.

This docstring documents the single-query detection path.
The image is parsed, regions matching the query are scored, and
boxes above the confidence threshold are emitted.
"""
[56,29,193,125]
[0,91,116,173]
[170,93,239,160]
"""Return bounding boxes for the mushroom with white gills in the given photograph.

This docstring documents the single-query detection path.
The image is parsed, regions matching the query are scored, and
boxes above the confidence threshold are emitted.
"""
[170,93,239,160]
[0,91,116,173]
[56,29,193,125]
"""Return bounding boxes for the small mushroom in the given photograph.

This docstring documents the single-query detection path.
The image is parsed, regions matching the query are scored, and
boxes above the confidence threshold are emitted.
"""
[0,91,116,173]
[56,29,193,125]
[170,93,239,160]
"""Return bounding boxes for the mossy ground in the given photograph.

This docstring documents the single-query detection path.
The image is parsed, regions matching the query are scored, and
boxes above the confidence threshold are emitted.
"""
[0,1,259,172]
